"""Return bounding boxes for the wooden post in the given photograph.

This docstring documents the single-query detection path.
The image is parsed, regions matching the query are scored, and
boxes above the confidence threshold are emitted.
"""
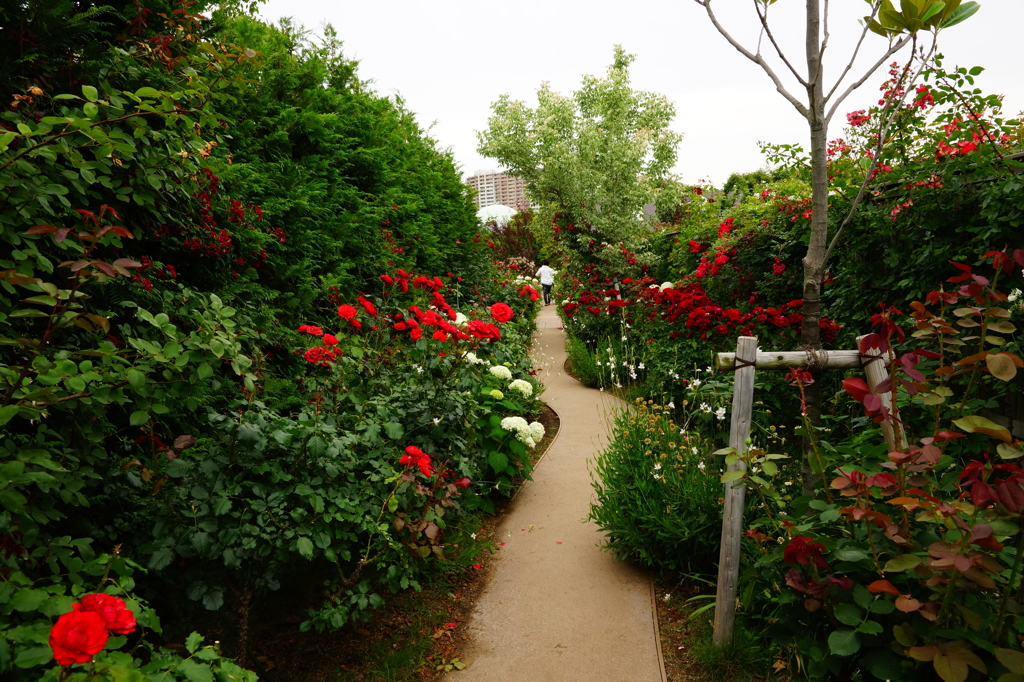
[856,335,905,451]
[712,336,757,648]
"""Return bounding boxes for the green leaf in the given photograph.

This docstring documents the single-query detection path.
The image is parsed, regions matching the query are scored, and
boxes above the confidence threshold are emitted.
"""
[828,629,861,656]
[14,645,54,669]
[82,84,98,102]
[296,536,314,559]
[178,658,214,682]
[10,588,47,612]
[134,86,163,99]
[921,1,946,22]
[20,295,56,306]
[834,603,863,626]
[940,0,979,27]
[197,362,213,380]
[212,497,232,515]
[488,450,508,472]
[0,405,20,426]
[185,632,204,654]
[720,469,745,483]
[884,553,923,572]
[384,422,404,440]
[129,410,149,426]
[952,415,1012,443]
[834,547,868,562]
[857,620,884,635]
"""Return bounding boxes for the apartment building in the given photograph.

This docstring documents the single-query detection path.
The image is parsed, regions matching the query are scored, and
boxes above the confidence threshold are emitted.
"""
[465,170,530,210]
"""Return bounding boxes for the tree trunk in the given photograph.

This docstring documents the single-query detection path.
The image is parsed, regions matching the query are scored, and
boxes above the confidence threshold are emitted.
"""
[801,0,827,496]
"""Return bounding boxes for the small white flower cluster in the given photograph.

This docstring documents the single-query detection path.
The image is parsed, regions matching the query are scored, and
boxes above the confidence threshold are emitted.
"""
[464,351,488,365]
[490,365,513,380]
[508,379,533,397]
[659,282,674,291]
[500,416,546,448]
[715,406,727,421]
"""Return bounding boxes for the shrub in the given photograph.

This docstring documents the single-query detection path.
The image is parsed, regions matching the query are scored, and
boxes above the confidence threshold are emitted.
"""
[589,400,723,574]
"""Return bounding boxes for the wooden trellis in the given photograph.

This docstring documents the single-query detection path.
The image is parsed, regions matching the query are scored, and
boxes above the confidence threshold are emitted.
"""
[709,335,900,647]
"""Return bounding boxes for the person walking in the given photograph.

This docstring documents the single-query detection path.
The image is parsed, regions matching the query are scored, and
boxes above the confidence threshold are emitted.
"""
[535,259,555,306]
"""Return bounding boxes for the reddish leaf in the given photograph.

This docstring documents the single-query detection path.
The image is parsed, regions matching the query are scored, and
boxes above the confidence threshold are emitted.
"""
[25,224,60,234]
[896,595,922,612]
[842,377,871,402]
[867,579,900,596]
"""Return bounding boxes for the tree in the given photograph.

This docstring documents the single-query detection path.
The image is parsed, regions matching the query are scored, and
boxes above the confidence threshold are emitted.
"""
[477,46,682,278]
[692,0,979,490]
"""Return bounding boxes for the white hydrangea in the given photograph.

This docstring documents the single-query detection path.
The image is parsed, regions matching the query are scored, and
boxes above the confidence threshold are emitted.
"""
[490,365,513,380]
[508,379,533,397]
[500,416,537,448]
[529,421,545,442]
[464,351,487,365]
[490,389,504,400]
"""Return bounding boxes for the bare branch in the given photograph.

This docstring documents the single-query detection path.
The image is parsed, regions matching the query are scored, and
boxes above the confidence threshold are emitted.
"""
[693,0,810,118]
[754,0,808,87]
[823,38,933,266]
[823,1,882,104]
[819,0,830,66]
[825,34,912,124]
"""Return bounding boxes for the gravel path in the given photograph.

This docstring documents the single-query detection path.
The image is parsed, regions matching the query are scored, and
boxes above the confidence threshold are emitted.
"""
[446,305,666,682]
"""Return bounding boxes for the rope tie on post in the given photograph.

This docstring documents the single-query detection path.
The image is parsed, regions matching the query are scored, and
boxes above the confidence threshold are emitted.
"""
[802,346,829,372]
[730,357,757,372]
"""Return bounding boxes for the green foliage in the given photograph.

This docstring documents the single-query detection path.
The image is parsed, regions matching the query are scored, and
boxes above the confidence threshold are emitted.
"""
[478,45,681,281]
[589,400,723,574]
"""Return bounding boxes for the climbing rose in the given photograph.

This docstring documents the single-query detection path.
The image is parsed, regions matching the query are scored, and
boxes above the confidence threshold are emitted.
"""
[77,594,136,635]
[304,347,335,365]
[490,302,514,323]
[297,325,323,336]
[323,334,339,346]
[49,611,108,666]
[337,304,357,320]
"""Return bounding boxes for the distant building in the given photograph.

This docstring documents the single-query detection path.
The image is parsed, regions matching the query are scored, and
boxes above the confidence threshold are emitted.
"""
[465,170,530,210]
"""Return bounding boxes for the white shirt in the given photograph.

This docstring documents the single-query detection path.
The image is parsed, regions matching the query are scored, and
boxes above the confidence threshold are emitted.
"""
[535,265,554,286]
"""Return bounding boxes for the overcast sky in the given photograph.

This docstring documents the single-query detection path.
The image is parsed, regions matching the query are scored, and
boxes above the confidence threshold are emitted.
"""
[257,0,1021,186]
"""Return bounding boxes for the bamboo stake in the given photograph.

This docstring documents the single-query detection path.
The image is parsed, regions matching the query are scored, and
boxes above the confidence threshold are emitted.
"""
[715,349,863,371]
[712,335,757,647]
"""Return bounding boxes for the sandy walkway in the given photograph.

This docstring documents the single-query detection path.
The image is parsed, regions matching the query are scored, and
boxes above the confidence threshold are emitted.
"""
[447,305,666,682]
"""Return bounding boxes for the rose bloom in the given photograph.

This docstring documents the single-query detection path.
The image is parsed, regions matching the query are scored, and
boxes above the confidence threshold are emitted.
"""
[337,304,357,320]
[490,302,514,324]
[49,610,109,666]
[357,296,377,316]
[77,594,136,635]
[322,334,339,346]
[297,325,323,336]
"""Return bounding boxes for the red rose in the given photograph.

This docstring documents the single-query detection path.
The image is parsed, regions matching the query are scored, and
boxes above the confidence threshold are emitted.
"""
[490,303,514,324]
[337,304,357,320]
[453,478,471,489]
[323,334,338,346]
[298,325,323,336]
[467,320,501,342]
[783,535,828,569]
[77,594,137,635]
[49,610,109,666]
[357,296,377,316]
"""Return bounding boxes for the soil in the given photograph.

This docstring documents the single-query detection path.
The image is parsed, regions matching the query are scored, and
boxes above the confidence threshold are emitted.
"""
[241,404,560,681]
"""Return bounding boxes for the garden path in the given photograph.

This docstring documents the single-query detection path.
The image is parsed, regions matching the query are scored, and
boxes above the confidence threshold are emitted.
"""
[446,305,666,682]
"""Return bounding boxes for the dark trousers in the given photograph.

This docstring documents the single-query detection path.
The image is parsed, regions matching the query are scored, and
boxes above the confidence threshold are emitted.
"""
[542,283,552,304]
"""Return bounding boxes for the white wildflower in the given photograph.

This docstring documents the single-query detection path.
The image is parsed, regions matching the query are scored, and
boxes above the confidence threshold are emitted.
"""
[471,533,477,540]
[638,362,645,370]
[433,417,441,425]
[690,378,702,389]
[667,402,675,409]
[663,593,671,601]
[705,366,713,373]
[508,379,533,397]
[653,463,662,470]
[699,403,711,413]
[490,365,513,380]
[698,461,706,471]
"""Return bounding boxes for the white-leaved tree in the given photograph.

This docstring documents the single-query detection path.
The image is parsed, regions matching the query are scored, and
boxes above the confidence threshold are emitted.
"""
[477,46,682,278]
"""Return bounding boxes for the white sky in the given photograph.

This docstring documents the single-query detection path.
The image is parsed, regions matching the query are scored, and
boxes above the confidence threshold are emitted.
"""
[257,0,1022,187]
